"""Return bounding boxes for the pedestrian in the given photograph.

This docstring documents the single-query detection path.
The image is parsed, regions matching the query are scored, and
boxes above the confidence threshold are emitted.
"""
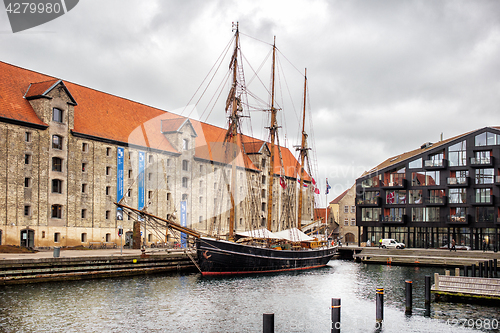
[482,238,487,252]
[379,238,382,248]
[451,238,456,252]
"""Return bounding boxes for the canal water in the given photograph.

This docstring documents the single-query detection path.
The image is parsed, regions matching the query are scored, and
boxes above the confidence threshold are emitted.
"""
[0,260,498,332]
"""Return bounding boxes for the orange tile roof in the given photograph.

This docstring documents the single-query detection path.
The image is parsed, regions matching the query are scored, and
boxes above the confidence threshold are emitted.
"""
[0,60,305,176]
[0,62,49,126]
[24,79,59,98]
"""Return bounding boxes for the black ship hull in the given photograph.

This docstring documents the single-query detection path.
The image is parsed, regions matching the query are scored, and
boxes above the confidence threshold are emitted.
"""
[196,237,337,276]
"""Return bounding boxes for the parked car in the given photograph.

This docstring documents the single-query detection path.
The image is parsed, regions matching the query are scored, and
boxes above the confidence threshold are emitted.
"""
[381,239,405,249]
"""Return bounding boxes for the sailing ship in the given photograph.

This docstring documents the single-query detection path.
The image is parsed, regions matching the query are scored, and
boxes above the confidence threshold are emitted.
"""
[195,24,336,275]
[115,23,336,275]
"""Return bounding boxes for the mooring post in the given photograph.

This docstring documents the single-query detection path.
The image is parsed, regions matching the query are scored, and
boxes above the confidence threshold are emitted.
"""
[479,262,484,278]
[494,259,498,278]
[464,265,469,277]
[376,288,384,325]
[405,280,412,315]
[263,313,274,333]
[331,298,341,333]
[485,261,489,278]
[472,264,476,277]
[489,260,494,278]
[424,275,431,316]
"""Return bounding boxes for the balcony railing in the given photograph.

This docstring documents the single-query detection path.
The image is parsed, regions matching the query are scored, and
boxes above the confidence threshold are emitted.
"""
[447,177,469,187]
[446,214,469,224]
[424,159,447,169]
[382,215,406,224]
[470,156,494,167]
[425,196,447,206]
[356,197,381,206]
[381,178,407,189]
[471,194,495,205]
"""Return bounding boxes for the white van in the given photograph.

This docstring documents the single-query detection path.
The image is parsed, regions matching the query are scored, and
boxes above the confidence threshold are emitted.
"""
[381,239,405,249]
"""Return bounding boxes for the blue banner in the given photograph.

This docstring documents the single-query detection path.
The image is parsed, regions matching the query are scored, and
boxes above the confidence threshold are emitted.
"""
[116,147,124,220]
[138,151,145,211]
[180,200,187,248]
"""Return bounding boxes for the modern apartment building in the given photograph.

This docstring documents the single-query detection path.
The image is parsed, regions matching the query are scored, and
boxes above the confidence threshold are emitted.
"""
[356,127,500,250]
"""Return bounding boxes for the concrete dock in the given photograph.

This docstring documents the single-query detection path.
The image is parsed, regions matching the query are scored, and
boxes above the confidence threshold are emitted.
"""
[0,248,197,285]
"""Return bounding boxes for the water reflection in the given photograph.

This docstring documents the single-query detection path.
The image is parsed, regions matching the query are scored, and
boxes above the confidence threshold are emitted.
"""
[0,261,497,332]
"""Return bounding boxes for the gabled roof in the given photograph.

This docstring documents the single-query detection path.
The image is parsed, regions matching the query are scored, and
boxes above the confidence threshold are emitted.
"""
[330,189,349,204]
[161,117,197,137]
[25,79,77,105]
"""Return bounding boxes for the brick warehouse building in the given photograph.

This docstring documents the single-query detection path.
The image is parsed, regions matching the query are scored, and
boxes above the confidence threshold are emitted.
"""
[356,128,500,250]
[0,61,314,248]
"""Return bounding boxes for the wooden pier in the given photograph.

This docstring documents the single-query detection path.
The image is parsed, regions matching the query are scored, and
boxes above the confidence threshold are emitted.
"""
[352,247,500,268]
[432,272,500,305]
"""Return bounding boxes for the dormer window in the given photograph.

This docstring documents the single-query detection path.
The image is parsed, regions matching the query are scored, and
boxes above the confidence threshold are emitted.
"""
[52,108,63,123]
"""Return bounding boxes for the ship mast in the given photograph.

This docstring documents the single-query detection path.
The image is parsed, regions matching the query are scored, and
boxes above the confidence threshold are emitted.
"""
[227,23,240,241]
[266,37,277,232]
[297,69,308,230]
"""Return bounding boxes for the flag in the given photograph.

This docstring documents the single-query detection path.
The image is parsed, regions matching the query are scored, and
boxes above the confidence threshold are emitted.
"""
[279,176,286,189]
[312,178,316,185]
[326,179,331,195]
[314,187,320,194]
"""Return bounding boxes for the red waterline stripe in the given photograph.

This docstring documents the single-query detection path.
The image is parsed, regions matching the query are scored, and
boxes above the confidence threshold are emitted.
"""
[201,264,327,276]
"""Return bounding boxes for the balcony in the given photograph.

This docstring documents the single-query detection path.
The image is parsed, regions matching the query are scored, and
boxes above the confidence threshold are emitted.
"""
[381,214,407,224]
[424,159,447,170]
[447,177,469,187]
[470,156,494,168]
[425,196,447,206]
[471,194,495,205]
[356,197,381,207]
[381,178,407,189]
[446,214,470,225]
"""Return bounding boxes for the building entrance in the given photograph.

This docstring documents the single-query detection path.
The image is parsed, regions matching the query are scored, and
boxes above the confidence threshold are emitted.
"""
[20,229,34,248]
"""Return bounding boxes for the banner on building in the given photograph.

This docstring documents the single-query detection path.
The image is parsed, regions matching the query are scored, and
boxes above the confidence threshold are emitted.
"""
[116,147,124,220]
[180,200,187,248]
[138,151,145,211]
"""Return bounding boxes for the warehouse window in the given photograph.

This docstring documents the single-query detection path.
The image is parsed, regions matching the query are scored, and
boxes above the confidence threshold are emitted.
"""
[24,205,31,216]
[106,147,111,156]
[25,154,31,165]
[24,177,31,188]
[52,157,62,172]
[81,209,87,218]
[54,232,61,243]
[82,183,87,193]
[82,143,89,152]
[52,135,63,150]
[25,132,32,142]
[81,233,87,242]
[182,160,189,171]
[52,179,63,193]
[51,204,62,218]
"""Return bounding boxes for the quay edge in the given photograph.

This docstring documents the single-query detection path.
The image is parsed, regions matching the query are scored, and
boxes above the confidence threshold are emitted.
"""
[0,250,197,285]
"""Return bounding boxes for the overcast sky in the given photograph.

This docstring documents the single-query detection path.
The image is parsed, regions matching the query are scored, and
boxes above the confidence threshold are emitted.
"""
[1,0,500,206]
